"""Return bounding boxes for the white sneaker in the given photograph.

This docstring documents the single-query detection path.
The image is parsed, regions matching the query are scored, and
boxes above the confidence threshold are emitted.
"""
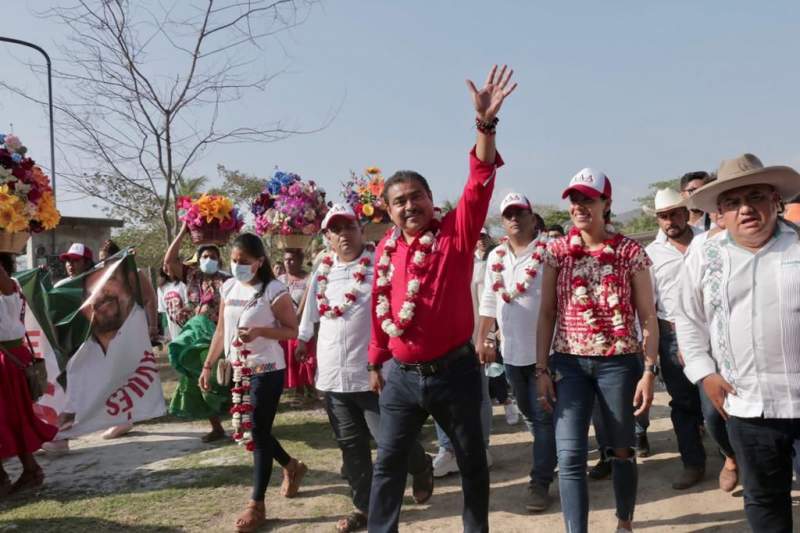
[40,439,70,455]
[432,448,459,478]
[486,449,494,470]
[504,403,520,425]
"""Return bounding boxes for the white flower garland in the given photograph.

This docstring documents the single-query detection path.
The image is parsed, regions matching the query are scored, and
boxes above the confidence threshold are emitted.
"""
[374,231,435,337]
[489,237,547,303]
[230,339,255,451]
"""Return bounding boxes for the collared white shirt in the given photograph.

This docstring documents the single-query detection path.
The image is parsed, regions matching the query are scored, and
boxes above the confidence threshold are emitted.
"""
[646,226,702,322]
[677,222,800,418]
[479,238,544,367]
[298,248,374,393]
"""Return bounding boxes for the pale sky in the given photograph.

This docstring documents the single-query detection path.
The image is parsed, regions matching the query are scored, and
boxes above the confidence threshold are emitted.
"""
[3,1,800,219]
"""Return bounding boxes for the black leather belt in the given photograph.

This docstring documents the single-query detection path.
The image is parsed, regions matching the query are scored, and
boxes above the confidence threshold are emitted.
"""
[395,343,473,377]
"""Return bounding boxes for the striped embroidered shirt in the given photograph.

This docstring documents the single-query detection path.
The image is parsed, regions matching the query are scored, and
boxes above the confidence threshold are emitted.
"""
[676,221,800,418]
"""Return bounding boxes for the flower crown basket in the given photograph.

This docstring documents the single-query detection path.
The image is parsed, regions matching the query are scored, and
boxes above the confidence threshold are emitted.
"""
[189,225,235,246]
[0,230,29,254]
[274,234,313,250]
[363,222,393,243]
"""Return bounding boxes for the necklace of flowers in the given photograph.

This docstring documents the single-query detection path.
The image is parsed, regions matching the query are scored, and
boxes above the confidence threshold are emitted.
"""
[315,245,374,318]
[490,236,548,303]
[229,339,255,451]
[567,227,628,355]
[374,230,436,337]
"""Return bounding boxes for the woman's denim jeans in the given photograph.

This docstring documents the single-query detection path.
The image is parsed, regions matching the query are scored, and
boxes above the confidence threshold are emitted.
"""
[551,353,641,533]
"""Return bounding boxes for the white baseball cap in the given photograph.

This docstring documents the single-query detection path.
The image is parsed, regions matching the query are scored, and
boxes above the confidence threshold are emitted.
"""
[500,192,532,216]
[59,242,94,262]
[562,168,613,200]
[321,203,357,231]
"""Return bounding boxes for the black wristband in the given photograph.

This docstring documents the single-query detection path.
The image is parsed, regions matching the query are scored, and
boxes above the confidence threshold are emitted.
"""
[367,363,383,372]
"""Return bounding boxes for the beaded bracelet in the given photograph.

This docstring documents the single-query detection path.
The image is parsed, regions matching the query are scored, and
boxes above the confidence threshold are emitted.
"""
[476,116,499,135]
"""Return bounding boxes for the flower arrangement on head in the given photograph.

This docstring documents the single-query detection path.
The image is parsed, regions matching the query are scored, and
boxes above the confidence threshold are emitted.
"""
[0,133,60,234]
[341,166,390,224]
[177,193,244,244]
[250,170,328,236]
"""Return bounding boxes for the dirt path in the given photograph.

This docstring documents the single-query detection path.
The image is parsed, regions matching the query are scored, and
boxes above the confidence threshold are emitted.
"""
[2,392,798,532]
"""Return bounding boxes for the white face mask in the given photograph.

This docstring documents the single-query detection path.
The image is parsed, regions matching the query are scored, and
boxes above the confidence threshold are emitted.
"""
[199,257,219,274]
[231,261,257,283]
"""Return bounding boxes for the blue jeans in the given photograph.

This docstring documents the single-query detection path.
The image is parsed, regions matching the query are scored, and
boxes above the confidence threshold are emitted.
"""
[505,363,557,488]
[551,353,640,533]
[727,416,800,533]
[436,367,491,451]
[324,391,429,514]
[369,346,488,533]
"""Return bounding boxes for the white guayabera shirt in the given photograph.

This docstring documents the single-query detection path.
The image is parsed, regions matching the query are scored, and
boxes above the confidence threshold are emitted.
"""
[298,248,374,393]
[645,226,703,322]
[478,238,545,367]
[676,222,800,419]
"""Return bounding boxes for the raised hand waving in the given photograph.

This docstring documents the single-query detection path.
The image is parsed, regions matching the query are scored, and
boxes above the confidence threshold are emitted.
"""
[466,65,518,121]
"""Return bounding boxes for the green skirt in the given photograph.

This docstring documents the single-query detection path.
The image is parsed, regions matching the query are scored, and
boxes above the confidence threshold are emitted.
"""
[167,314,230,419]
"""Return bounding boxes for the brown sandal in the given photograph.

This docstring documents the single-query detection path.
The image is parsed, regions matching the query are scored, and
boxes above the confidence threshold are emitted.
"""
[280,458,308,498]
[235,501,266,533]
[336,511,367,532]
[10,468,44,495]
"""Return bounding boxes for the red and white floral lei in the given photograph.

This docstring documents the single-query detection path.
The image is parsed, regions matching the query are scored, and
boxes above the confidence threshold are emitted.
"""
[567,227,628,355]
[315,246,373,318]
[374,230,436,337]
[230,339,255,451]
[490,237,548,303]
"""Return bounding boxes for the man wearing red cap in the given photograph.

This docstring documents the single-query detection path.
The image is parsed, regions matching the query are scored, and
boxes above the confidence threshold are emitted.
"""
[366,65,516,533]
[54,243,94,287]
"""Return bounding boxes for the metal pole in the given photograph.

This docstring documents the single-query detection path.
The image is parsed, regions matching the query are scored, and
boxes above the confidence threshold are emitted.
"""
[0,37,57,255]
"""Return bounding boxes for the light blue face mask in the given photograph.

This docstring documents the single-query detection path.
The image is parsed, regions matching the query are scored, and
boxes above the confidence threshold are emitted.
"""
[199,257,219,274]
[485,362,505,378]
[231,261,256,283]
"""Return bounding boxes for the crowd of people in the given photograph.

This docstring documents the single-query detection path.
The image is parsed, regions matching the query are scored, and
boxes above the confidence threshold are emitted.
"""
[2,64,800,533]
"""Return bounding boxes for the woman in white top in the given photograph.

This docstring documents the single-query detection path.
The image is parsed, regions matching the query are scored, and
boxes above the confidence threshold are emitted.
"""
[199,233,307,533]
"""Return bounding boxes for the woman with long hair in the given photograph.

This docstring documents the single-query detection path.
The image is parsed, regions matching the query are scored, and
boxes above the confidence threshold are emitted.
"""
[199,233,307,533]
[0,252,56,495]
[536,169,658,533]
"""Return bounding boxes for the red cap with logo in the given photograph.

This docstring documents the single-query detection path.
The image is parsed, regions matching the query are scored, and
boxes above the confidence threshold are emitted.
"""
[562,168,613,200]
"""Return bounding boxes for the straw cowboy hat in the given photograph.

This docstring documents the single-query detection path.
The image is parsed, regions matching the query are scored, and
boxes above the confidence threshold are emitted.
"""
[689,153,800,213]
[642,188,686,215]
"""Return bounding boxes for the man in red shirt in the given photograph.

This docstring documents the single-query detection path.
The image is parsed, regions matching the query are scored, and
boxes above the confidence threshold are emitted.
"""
[366,65,517,533]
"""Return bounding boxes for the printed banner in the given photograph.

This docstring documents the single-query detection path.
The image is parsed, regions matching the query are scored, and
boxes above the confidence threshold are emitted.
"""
[14,250,166,438]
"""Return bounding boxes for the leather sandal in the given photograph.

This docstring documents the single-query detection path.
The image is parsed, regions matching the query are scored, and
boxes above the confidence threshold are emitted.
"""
[10,468,44,495]
[412,454,434,504]
[280,458,308,498]
[336,510,367,532]
[235,501,266,533]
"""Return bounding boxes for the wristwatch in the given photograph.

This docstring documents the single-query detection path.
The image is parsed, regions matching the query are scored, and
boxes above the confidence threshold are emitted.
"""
[367,363,383,372]
[644,364,659,376]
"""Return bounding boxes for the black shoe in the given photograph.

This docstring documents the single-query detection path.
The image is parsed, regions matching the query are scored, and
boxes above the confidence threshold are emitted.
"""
[635,433,651,458]
[588,459,612,480]
[672,466,705,490]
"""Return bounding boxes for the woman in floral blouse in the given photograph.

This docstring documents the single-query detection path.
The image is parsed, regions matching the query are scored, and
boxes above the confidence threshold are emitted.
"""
[536,169,659,533]
[164,222,231,442]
